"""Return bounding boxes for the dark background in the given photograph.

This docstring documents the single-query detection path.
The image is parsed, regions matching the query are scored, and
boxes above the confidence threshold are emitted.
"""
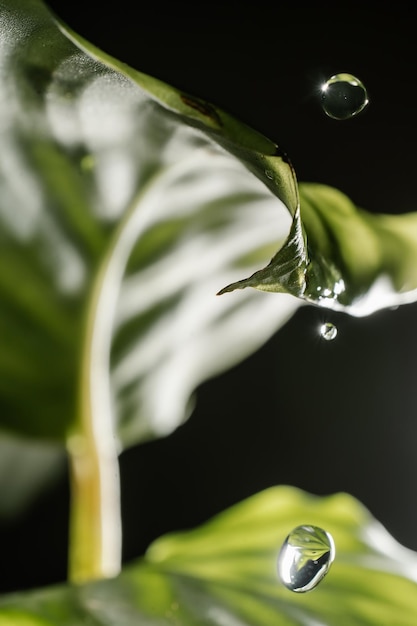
[2,0,417,592]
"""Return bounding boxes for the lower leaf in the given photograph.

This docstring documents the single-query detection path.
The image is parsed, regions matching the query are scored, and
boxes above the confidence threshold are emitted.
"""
[1,486,417,625]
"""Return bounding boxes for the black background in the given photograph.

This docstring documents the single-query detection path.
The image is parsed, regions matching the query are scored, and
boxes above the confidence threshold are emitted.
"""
[2,0,417,593]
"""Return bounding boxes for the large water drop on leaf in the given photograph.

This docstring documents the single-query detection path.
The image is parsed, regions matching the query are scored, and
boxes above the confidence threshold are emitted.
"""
[321,73,368,120]
[277,524,335,592]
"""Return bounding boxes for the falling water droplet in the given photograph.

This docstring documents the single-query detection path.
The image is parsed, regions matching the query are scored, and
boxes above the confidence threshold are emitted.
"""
[321,73,368,120]
[277,525,335,593]
[319,322,338,341]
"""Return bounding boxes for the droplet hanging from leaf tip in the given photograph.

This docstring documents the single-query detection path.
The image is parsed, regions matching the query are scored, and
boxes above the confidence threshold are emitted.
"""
[277,525,335,593]
[321,73,368,120]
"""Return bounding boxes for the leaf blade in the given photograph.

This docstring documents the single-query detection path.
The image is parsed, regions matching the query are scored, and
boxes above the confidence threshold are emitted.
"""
[220,183,417,317]
[2,487,417,625]
[0,0,300,447]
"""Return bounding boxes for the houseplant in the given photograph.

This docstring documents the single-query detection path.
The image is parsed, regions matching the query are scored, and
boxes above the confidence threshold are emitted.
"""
[1,1,417,623]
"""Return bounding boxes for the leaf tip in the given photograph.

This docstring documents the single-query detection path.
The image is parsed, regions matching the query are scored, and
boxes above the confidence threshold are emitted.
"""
[216,281,245,296]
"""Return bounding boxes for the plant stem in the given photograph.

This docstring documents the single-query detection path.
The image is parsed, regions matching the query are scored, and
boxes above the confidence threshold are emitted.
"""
[67,428,121,583]
[65,163,197,583]
[65,173,160,583]
[67,236,125,583]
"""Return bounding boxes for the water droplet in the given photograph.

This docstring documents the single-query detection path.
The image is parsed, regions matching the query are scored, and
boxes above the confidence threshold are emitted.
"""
[277,525,335,593]
[321,73,368,120]
[265,169,274,180]
[319,322,338,341]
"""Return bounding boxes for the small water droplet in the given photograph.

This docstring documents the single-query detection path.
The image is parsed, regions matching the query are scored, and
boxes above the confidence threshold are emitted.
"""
[319,322,338,341]
[277,525,335,593]
[321,73,368,120]
[265,169,274,180]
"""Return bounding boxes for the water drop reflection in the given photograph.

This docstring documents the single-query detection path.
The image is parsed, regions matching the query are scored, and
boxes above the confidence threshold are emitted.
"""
[321,73,368,120]
[278,525,335,592]
[319,322,338,341]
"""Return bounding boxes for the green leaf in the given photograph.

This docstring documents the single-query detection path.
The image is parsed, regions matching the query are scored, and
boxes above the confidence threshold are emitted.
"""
[2,486,417,624]
[0,0,300,445]
[0,433,64,519]
[219,182,417,316]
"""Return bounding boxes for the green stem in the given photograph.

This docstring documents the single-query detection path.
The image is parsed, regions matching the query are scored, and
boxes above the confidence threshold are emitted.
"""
[67,430,120,583]
[65,161,198,583]
[67,238,123,582]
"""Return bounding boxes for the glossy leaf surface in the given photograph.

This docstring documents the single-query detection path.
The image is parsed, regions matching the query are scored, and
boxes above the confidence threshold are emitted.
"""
[220,183,417,316]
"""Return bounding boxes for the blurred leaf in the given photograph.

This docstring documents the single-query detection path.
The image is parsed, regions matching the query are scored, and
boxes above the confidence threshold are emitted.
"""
[4,0,417,452]
[0,0,300,447]
[0,434,64,519]
[2,486,417,624]
[220,182,417,316]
